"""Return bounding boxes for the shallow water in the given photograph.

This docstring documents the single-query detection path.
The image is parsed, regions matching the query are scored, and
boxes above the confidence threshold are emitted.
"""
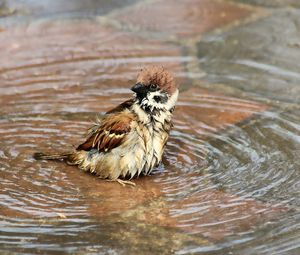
[0,1,300,254]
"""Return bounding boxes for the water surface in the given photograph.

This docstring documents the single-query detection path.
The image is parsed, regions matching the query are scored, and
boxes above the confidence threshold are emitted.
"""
[0,1,299,254]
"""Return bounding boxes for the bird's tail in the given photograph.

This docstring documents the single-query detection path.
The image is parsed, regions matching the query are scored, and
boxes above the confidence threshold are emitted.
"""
[33,152,72,161]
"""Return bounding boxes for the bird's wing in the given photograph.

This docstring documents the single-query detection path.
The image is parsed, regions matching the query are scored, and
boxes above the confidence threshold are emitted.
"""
[77,111,135,152]
[105,99,134,114]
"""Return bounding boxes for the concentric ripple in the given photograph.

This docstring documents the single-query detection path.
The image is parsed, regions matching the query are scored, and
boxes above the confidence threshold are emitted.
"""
[0,13,299,255]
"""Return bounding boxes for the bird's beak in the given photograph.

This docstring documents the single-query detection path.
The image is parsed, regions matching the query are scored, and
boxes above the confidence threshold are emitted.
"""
[131,83,147,95]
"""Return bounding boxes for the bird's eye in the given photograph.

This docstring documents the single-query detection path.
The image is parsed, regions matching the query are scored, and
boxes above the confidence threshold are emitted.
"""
[150,84,158,91]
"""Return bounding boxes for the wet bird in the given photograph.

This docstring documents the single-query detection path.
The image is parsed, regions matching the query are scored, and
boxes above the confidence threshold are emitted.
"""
[34,66,179,186]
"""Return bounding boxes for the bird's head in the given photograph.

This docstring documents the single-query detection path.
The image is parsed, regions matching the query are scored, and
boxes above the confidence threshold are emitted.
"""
[131,66,178,114]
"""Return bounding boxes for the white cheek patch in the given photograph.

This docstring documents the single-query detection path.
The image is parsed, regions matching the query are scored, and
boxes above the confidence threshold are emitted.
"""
[165,89,179,111]
[148,91,167,110]
[140,89,178,113]
[132,103,149,123]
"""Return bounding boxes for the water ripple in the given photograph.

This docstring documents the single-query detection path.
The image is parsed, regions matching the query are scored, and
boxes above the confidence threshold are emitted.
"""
[0,14,299,255]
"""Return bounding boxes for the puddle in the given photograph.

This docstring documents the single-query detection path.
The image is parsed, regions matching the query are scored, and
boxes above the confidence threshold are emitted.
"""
[0,1,300,254]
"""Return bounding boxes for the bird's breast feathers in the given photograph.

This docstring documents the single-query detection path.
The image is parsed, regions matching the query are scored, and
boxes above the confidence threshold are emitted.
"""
[71,105,172,180]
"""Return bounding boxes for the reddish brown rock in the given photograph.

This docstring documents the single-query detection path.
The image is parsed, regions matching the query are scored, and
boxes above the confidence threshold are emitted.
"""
[176,87,268,135]
[112,0,256,39]
[120,188,285,241]
[0,20,187,116]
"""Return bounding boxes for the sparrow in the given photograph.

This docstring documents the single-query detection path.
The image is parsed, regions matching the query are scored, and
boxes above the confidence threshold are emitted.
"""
[34,66,179,186]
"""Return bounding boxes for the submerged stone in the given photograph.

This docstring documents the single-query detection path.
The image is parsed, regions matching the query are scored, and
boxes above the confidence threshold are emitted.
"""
[197,9,300,103]
[111,0,255,40]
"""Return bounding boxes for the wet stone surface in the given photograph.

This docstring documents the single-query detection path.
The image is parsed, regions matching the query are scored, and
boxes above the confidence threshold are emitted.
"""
[0,19,188,117]
[1,0,142,18]
[233,0,300,8]
[208,111,300,203]
[197,9,300,104]
[111,0,255,40]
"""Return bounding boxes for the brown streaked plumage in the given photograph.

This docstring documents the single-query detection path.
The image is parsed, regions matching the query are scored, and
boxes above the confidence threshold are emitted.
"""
[77,112,134,152]
[136,66,177,95]
[34,66,179,186]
